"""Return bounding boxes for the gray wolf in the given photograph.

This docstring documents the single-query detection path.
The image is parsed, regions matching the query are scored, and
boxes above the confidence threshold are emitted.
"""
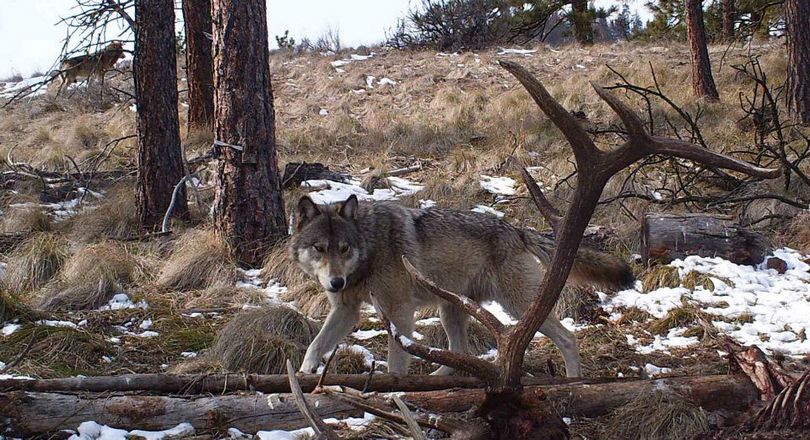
[291,194,634,377]
[53,42,125,95]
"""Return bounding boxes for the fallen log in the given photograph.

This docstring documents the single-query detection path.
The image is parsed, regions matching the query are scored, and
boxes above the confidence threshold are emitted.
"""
[0,390,361,437]
[0,373,589,394]
[280,162,350,189]
[0,374,759,437]
[403,374,758,417]
[641,213,772,265]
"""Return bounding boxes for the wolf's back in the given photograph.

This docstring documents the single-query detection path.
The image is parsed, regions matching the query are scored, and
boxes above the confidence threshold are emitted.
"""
[524,233,635,290]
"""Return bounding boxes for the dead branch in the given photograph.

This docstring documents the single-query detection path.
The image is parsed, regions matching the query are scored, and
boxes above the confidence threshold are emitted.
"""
[0,373,582,394]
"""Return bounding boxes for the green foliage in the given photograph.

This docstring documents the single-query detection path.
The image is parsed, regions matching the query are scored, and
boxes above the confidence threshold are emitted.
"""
[275,30,296,51]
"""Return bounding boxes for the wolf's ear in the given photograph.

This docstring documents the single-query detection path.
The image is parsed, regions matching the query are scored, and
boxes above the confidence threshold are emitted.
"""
[338,194,358,220]
[296,196,320,231]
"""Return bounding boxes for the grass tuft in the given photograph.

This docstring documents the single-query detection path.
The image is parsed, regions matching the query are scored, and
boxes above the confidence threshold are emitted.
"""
[208,305,320,374]
[604,389,709,440]
[4,232,69,292]
[157,228,236,291]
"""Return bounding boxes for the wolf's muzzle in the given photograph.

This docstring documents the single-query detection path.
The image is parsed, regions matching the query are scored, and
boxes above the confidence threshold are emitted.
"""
[327,277,346,292]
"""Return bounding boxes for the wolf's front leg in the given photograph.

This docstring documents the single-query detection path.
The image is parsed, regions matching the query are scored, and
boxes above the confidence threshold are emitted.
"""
[386,306,416,375]
[299,300,361,373]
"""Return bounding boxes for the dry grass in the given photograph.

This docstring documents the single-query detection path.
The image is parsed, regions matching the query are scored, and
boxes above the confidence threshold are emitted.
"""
[262,239,307,288]
[208,305,320,374]
[36,242,138,311]
[417,320,496,355]
[279,281,331,320]
[641,265,681,292]
[603,389,709,440]
[175,285,266,311]
[0,324,112,377]
[0,207,52,233]
[157,228,237,291]
[69,185,140,242]
[4,232,69,292]
[554,287,604,324]
[332,346,369,374]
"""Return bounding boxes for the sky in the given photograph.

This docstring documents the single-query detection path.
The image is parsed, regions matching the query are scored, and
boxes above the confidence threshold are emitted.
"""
[0,0,652,79]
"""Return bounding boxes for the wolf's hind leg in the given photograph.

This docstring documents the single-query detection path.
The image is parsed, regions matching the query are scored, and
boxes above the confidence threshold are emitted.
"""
[431,303,470,376]
[299,300,361,373]
[386,305,415,375]
[538,315,582,377]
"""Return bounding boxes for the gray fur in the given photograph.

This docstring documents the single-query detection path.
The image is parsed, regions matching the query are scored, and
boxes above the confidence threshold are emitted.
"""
[291,195,633,377]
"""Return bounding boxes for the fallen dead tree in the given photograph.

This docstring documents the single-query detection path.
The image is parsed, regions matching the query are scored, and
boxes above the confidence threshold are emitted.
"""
[0,374,758,437]
[0,373,590,394]
[641,213,772,265]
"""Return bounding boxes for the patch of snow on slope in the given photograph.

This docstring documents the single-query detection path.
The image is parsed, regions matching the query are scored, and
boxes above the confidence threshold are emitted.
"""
[302,176,423,204]
[603,249,810,356]
[0,75,49,98]
[480,175,516,196]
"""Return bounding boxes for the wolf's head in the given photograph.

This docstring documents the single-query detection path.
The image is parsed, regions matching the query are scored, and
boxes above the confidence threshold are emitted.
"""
[289,195,366,293]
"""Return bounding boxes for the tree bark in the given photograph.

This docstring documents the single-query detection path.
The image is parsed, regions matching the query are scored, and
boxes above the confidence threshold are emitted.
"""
[134,0,188,229]
[0,391,360,437]
[685,0,720,100]
[0,375,758,437]
[0,373,589,394]
[570,0,593,45]
[786,0,810,125]
[641,213,772,266]
[721,0,736,41]
[181,0,214,131]
[211,0,287,266]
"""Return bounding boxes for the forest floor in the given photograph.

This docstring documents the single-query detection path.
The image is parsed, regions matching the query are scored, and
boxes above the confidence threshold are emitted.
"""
[0,40,809,439]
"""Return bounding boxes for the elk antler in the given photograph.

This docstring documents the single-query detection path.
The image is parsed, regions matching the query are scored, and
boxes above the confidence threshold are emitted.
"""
[379,60,781,392]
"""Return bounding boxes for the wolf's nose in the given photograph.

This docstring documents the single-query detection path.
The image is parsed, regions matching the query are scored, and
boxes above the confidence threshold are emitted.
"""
[329,277,345,291]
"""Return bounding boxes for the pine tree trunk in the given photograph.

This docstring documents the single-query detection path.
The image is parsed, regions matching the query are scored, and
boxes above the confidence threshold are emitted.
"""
[211,0,287,266]
[134,0,188,229]
[685,0,720,100]
[721,0,735,41]
[786,0,810,125]
[571,0,593,45]
[182,0,214,131]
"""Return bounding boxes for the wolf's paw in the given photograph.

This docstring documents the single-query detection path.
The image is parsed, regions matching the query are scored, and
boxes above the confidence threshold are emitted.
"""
[430,365,455,376]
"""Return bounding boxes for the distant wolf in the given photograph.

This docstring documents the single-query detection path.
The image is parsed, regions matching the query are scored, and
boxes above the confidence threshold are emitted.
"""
[53,42,125,95]
[291,194,635,377]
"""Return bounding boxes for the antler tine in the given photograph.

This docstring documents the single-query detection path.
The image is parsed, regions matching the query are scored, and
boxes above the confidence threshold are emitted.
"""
[651,136,782,179]
[402,256,505,337]
[591,83,649,141]
[370,295,500,381]
[498,60,600,167]
[520,167,562,232]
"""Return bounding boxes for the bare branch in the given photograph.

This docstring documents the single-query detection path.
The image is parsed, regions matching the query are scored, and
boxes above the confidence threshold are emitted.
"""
[520,167,562,231]
[370,295,500,382]
[498,60,601,166]
[401,256,505,337]
[285,359,339,440]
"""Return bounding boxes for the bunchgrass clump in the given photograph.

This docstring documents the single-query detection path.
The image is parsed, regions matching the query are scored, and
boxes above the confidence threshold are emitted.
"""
[157,228,236,291]
[36,242,137,311]
[0,324,111,377]
[4,232,69,292]
[0,207,52,233]
[604,389,709,440]
[279,280,330,320]
[208,305,320,374]
[641,265,681,292]
[70,186,140,242]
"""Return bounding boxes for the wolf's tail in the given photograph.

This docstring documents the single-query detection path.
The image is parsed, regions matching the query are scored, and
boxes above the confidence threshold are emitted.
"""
[525,233,635,291]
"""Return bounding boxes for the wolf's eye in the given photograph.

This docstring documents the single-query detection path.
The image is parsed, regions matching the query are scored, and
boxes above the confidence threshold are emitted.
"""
[313,245,325,253]
[339,243,350,254]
